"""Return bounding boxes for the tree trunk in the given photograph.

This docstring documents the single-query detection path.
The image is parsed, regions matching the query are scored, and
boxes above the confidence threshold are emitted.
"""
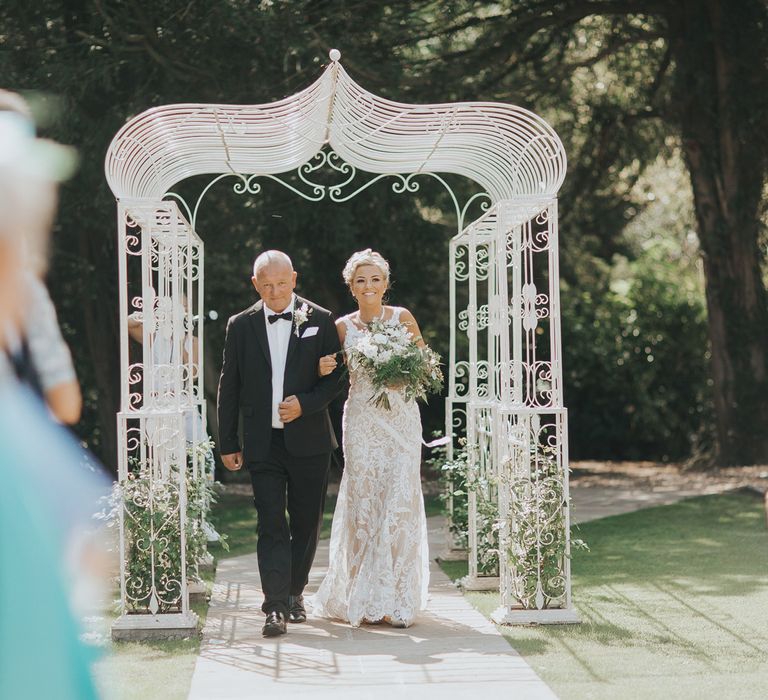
[671,0,768,464]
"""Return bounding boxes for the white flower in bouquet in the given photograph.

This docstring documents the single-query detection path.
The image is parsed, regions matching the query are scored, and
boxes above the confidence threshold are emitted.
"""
[359,338,379,361]
[347,317,444,410]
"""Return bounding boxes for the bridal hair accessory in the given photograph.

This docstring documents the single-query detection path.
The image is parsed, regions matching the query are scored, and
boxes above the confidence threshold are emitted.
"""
[293,302,312,337]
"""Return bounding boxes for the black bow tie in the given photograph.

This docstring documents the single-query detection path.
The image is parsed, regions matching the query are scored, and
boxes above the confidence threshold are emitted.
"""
[268,311,293,324]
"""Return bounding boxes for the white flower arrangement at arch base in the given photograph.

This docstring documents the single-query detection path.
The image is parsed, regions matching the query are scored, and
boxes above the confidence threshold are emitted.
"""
[346,317,443,410]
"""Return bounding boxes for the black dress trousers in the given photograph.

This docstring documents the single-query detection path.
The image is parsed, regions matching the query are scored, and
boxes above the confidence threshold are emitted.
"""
[249,428,330,615]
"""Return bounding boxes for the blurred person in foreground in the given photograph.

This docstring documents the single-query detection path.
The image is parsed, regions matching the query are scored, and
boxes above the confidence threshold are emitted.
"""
[5,270,83,423]
[0,89,109,700]
[0,91,82,424]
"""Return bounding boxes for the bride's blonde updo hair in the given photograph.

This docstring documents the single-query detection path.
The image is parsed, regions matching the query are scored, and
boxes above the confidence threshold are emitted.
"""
[342,248,391,287]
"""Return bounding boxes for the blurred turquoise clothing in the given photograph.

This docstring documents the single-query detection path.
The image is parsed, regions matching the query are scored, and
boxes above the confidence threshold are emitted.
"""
[0,383,107,700]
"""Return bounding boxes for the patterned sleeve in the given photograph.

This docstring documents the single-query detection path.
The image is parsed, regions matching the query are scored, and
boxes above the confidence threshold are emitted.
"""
[22,273,77,390]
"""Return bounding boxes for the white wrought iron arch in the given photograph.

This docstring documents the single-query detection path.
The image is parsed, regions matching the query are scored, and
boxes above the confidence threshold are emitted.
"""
[106,58,565,204]
[106,49,577,639]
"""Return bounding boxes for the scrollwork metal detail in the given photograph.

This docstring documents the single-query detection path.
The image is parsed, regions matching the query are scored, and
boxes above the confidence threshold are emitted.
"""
[498,412,568,610]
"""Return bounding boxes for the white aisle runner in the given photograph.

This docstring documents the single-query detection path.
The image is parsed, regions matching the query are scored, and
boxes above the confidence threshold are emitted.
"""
[187,517,558,700]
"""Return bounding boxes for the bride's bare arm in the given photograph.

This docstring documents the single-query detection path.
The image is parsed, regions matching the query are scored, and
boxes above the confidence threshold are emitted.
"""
[336,317,347,345]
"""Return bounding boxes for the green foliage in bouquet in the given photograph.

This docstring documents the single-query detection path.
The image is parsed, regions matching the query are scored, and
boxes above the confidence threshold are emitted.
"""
[346,318,443,410]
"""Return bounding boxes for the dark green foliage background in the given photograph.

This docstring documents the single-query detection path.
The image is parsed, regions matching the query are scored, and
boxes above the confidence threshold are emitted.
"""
[2,0,743,468]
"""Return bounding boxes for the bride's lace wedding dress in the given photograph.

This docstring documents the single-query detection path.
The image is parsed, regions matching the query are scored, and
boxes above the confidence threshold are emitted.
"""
[311,309,429,627]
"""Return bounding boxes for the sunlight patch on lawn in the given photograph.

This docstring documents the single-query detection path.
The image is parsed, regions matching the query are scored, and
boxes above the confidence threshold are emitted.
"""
[440,491,768,700]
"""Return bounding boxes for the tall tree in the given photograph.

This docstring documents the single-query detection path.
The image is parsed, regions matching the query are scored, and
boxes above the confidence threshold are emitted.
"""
[416,0,768,465]
[668,1,768,465]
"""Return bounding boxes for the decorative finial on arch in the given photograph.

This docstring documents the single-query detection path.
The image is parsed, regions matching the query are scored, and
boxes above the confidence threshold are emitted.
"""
[329,48,341,62]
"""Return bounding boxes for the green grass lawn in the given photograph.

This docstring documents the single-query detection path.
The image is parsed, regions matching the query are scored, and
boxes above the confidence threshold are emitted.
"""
[440,490,768,700]
[93,595,209,700]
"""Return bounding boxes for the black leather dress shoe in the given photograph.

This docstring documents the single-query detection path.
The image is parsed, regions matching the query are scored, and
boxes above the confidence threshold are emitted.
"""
[288,594,307,623]
[262,611,287,637]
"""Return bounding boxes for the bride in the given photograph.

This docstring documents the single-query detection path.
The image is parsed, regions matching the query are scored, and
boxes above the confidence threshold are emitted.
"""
[310,249,430,628]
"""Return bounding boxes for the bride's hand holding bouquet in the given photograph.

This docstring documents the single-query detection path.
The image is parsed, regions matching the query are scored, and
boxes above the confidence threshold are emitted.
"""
[346,316,443,410]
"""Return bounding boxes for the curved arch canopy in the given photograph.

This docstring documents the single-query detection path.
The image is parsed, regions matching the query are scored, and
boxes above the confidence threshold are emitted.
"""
[105,54,566,205]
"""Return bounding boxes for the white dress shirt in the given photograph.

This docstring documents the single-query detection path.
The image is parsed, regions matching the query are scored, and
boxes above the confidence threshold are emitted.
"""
[264,295,295,428]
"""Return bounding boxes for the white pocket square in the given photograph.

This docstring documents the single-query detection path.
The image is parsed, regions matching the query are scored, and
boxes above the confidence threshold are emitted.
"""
[301,326,319,338]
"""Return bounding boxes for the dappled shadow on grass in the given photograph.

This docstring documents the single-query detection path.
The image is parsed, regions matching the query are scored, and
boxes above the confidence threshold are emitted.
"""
[443,491,768,697]
[574,490,767,596]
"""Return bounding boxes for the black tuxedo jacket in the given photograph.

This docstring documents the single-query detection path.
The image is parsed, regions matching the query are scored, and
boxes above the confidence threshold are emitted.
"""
[216,296,346,462]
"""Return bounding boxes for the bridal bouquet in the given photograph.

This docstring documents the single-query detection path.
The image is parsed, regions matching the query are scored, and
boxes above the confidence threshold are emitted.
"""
[347,317,443,410]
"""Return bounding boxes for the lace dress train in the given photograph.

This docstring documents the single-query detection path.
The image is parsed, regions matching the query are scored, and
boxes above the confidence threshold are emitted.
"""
[311,311,429,626]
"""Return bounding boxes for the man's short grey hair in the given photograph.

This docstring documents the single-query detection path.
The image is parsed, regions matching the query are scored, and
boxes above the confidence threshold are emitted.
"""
[342,248,390,286]
[253,250,294,278]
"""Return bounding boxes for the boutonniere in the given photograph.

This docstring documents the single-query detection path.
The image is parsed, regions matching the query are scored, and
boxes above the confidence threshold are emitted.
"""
[293,302,312,337]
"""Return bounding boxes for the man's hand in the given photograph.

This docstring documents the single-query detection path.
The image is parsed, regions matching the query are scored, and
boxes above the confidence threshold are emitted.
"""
[222,451,243,471]
[278,395,303,423]
[318,354,337,377]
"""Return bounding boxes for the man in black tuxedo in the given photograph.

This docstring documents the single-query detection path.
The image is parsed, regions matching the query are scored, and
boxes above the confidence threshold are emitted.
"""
[217,250,345,637]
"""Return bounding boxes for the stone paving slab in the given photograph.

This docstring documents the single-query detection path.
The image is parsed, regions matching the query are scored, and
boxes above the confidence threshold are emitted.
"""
[188,518,557,700]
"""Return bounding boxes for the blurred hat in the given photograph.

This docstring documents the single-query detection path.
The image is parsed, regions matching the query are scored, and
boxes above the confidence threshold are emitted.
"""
[0,90,78,183]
